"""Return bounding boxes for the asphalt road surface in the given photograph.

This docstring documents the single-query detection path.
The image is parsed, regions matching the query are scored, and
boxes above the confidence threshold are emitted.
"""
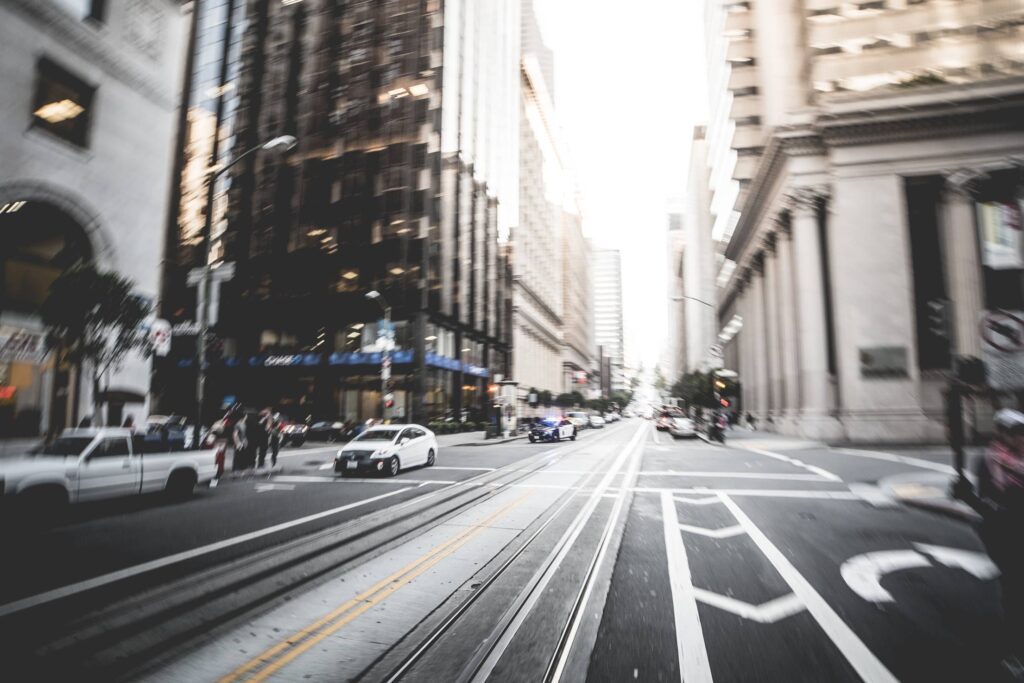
[0,421,1014,682]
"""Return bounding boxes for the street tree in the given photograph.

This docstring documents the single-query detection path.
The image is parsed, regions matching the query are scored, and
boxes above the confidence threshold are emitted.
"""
[40,265,151,426]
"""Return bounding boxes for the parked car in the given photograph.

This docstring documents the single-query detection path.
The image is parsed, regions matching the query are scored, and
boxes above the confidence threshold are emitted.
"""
[528,418,577,443]
[669,416,698,439]
[1,428,220,521]
[279,421,308,446]
[589,415,607,428]
[604,412,620,423]
[565,411,590,429]
[308,420,356,443]
[334,424,437,477]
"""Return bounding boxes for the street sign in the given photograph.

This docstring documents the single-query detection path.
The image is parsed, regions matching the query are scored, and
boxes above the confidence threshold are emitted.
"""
[980,309,1024,390]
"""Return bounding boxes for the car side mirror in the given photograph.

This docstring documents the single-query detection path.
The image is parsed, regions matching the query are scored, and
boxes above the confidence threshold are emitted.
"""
[399,437,410,446]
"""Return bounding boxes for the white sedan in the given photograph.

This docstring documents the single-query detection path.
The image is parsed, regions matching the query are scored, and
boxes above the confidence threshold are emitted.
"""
[334,424,437,477]
[669,417,698,439]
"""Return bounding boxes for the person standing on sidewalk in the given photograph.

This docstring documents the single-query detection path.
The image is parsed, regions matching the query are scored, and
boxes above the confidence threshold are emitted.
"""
[252,409,270,469]
[265,410,282,468]
[977,408,1024,668]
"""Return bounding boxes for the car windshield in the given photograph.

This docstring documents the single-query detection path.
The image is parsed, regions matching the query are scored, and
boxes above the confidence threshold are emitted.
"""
[355,429,399,442]
[37,436,94,456]
[540,419,559,427]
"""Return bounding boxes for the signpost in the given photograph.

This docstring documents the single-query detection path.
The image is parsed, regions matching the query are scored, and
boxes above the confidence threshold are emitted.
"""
[377,319,396,418]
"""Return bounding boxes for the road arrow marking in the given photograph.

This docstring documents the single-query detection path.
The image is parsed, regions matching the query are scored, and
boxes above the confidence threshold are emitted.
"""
[692,588,805,623]
[679,523,745,539]
[915,543,1000,580]
[673,495,722,505]
[840,550,931,603]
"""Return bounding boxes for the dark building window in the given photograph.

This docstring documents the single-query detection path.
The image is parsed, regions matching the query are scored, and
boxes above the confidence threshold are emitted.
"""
[87,0,107,23]
[32,58,95,148]
[732,86,759,97]
[904,176,949,370]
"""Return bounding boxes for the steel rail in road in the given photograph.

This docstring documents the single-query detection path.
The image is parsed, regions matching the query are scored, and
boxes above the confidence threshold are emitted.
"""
[1,424,629,681]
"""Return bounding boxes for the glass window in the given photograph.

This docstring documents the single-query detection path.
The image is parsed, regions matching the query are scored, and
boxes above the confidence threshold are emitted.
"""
[95,438,130,458]
[32,58,95,148]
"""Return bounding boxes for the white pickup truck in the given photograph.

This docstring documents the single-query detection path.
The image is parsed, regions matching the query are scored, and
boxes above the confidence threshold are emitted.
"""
[0,428,220,516]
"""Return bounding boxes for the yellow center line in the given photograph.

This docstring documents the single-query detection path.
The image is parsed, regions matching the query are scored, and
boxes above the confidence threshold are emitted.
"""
[219,492,533,683]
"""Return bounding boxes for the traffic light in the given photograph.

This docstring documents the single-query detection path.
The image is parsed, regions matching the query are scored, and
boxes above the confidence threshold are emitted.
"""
[720,398,730,408]
[927,299,950,339]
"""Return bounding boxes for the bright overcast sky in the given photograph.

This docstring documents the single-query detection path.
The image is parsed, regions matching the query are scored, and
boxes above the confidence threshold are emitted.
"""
[536,0,707,372]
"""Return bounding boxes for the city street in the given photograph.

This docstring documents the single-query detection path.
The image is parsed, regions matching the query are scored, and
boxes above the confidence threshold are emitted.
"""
[0,419,1010,681]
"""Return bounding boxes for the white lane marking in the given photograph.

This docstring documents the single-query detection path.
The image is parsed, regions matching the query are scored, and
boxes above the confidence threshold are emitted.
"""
[431,466,496,471]
[661,491,714,682]
[914,543,999,580]
[635,487,859,500]
[840,550,932,603]
[272,475,456,486]
[678,523,745,539]
[737,446,842,482]
[673,495,723,506]
[847,483,898,508]
[836,448,956,475]
[255,483,296,492]
[641,471,831,481]
[692,589,805,624]
[0,488,414,619]
[720,494,898,683]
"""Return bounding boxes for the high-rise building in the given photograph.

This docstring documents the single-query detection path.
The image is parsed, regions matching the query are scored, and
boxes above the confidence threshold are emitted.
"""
[513,6,565,410]
[561,211,593,395]
[0,0,188,437]
[593,248,626,395]
[683,127,719,374]
[708,0,1024,442]
[158,0,519,426]
[665,207,687,384]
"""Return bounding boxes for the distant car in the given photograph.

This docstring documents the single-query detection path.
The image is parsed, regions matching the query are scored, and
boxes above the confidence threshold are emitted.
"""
[308,421,355,443]
[334,425,437,477]
[279,422,308,446]
[656,413,673,431]
[589,415,606,428]
[529,418,577,443]
[605,412,620,423]
[669,417,697,439]
[565,411,590,429]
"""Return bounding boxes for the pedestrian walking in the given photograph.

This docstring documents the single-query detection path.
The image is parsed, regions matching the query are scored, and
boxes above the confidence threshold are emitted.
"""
[977,408,1024,669]
[232,412,250,471]
[264,410,282,468]
[252,409,270,468]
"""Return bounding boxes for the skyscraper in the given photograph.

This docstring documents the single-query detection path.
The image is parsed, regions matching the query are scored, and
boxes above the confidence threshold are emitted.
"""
[158,0,519,425]
[593,248,625,395]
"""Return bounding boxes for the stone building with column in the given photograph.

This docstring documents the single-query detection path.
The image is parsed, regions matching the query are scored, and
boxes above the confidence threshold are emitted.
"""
[712,0,1024,442]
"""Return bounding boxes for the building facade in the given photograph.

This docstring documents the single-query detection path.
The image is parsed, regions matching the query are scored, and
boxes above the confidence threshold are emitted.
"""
[513,18,564,409]
[593,248,626,395]
[665,208,687,383]
[157,0,518,426]
[683,126,720,374]
[0,0,188,437]
[561,211,593,395]
[710,0,1024,442]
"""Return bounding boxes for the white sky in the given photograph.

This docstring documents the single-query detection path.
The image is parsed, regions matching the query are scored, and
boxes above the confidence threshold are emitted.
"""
[536,0,707,371]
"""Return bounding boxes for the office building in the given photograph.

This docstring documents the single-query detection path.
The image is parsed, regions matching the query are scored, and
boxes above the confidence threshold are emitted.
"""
[593,248,626,395]
[157,0,519,425]
[0,0,188,436]
[561,211,593,395]
[710,0,1024,441]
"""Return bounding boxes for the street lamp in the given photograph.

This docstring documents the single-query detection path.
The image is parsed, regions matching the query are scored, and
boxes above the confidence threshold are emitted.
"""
[365,291,393,420]
[193,135,297,446]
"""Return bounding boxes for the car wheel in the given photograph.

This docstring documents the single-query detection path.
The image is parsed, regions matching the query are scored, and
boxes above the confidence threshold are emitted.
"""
[387,455,400,477]
[529,435,536,443]
[570,431,577,441]
[166,470,197,500]
[426,449,436,467]
[553,432,560,442]
[17,486,68,529]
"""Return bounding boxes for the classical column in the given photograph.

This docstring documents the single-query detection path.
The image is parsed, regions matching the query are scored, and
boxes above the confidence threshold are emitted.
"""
[775,215,801,415]
[737,270,753,414]
[763,233,784,418]
[789,188,831,416]
[940,169,987,358]
[750,254,770,416]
